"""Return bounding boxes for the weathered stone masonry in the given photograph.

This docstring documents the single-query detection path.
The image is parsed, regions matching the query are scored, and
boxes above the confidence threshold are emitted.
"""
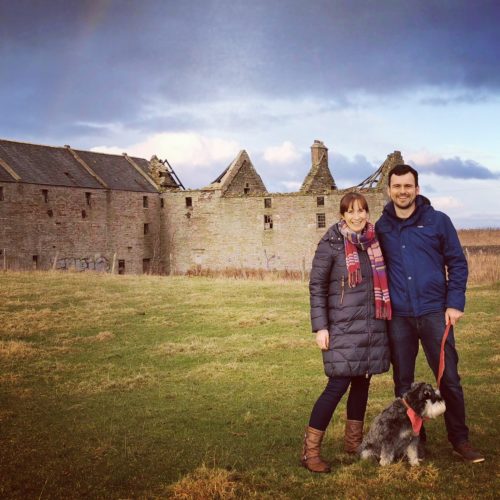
[0,138,403,274]
[0,140,172,273]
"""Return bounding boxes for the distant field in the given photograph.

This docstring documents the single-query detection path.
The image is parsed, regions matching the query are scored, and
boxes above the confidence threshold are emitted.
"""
[458,227,500,246]
[0,272,498,499]
[456,228,500,285]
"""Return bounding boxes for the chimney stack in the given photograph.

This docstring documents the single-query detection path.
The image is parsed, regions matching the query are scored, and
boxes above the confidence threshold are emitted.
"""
[311,140,328,167]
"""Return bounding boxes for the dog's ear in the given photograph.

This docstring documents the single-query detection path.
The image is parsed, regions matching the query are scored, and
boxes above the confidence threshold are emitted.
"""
[410,382,421,390]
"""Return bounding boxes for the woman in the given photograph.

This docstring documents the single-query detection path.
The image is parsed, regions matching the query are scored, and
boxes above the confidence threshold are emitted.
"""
[301,192,392,473]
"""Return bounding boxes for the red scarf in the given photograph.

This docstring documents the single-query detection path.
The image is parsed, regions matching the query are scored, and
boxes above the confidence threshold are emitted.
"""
[338,220,392,320]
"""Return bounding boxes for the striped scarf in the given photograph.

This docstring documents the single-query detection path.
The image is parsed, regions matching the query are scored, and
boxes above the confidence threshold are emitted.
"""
[338,220,392,320]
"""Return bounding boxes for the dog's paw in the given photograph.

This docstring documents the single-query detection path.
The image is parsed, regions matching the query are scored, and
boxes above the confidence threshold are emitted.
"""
[379,457,392,466]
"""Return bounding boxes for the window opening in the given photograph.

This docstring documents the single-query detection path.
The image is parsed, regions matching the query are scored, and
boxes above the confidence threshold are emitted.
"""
[32,255,38,270]
[244,183,250,195]
[47,209,54,217]
[0,186,3,201]
[264,198,272,208]
[143,258,151,274]
[185,197,192,208]
[144,223,150,235]
[143,196,148,208]
[264,214,273,230]
[118,260,125,275]
[317,196,324,206]
[82,210,87,219]
[160,198,164,208]
[85,192,91,206]
[317,213,326,228]
[42,189,49,203]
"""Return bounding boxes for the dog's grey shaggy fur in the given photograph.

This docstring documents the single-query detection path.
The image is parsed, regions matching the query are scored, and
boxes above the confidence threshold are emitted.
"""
[359,382,446,466]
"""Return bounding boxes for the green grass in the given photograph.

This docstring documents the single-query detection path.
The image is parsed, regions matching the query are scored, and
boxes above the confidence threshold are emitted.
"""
[0,272,498,499]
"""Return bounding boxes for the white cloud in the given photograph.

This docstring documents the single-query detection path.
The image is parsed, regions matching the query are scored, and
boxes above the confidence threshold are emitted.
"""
[92,132,240,168]
[263,141,300,164]
[406,149,442,165]
[91,132,244,189]
[431,196,464,210]
[76,121,124,133]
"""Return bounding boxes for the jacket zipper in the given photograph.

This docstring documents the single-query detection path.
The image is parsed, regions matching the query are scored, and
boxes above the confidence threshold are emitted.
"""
[340,275,345,304]
[365,253,372,378]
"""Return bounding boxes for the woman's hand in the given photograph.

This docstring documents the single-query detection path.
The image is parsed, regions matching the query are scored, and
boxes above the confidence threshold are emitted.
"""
[315,329,329,350]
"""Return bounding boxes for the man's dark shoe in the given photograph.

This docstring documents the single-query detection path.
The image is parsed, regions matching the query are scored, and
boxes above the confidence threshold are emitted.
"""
[453,442,485,463]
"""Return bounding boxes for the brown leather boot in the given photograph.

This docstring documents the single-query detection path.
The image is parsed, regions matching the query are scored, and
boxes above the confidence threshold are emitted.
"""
[300,426,331,473]
[344,419,363,454]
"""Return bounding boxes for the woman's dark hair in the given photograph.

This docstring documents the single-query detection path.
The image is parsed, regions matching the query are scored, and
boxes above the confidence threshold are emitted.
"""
[339,192,369,215]
[388,164,419,187]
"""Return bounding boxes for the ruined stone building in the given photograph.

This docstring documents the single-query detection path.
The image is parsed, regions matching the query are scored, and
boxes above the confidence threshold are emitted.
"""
[0,138,403,274]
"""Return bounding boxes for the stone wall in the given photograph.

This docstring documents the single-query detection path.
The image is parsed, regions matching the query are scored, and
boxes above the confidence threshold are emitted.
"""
[0,182,163,273]
[162,188,387,274]
[0,140,396,275]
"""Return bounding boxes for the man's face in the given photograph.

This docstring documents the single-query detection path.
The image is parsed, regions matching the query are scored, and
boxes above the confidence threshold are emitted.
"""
[387,172,420,210]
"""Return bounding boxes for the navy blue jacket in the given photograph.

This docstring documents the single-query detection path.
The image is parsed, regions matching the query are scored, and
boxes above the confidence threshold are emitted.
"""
[375,196,468,317]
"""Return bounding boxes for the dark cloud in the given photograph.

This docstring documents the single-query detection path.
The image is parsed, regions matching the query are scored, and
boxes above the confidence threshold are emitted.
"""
[253,151,309,192]
[255,149,379,193]
[329,153,377,187]
[2,0,500,134]
[415,157,500,180]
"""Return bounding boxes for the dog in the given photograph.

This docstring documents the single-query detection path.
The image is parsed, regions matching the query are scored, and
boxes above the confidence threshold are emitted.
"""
[359,382,446,466]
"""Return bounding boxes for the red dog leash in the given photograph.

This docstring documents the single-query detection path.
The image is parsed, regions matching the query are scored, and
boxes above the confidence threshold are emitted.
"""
[436,323,452,389]
[403,322,451,434]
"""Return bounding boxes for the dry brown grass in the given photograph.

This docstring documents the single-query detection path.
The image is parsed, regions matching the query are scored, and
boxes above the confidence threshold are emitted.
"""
[167,464,246,499]
[458,227,500,246]
[75,371,158,395]
[0,340,37,358]
[186,265,305,281]
[465,253,500,286]
[62,331,115,345]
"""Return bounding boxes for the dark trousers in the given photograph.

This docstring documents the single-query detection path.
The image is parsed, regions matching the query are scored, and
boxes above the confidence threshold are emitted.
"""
[388,313,469,447]
[309,375,371,431]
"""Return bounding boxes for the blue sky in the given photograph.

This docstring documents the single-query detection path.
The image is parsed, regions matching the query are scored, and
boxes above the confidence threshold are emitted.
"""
[1,0,500,227]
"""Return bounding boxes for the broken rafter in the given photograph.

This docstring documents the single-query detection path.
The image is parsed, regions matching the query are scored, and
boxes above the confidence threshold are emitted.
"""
[354,164,385,189]
[160,157,185,190]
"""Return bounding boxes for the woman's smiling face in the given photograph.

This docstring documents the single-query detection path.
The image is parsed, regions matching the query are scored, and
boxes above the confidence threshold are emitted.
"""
[342,199,368,233]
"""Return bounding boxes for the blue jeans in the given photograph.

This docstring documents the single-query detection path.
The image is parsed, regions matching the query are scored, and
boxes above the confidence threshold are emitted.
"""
[309,376,371,431]
[388,313,468,447]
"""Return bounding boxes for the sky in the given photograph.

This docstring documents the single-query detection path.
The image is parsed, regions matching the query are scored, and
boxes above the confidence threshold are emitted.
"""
[1,0,500,228]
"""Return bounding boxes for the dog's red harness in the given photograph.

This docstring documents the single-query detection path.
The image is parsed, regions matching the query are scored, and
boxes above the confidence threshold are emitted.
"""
[401,398,428,436]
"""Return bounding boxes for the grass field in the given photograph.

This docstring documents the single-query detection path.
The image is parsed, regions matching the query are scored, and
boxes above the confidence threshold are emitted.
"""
[0,272,499,499]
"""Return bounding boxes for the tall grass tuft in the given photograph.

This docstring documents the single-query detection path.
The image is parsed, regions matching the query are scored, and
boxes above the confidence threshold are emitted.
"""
[465,252,500,285]
[185,265,305,281]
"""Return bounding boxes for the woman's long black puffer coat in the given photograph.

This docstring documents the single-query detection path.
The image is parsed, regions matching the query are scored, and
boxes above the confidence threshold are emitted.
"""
[309,223,390,378]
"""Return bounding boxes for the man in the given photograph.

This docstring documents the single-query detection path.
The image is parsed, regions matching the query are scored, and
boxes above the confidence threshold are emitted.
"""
[375,164,484,463]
